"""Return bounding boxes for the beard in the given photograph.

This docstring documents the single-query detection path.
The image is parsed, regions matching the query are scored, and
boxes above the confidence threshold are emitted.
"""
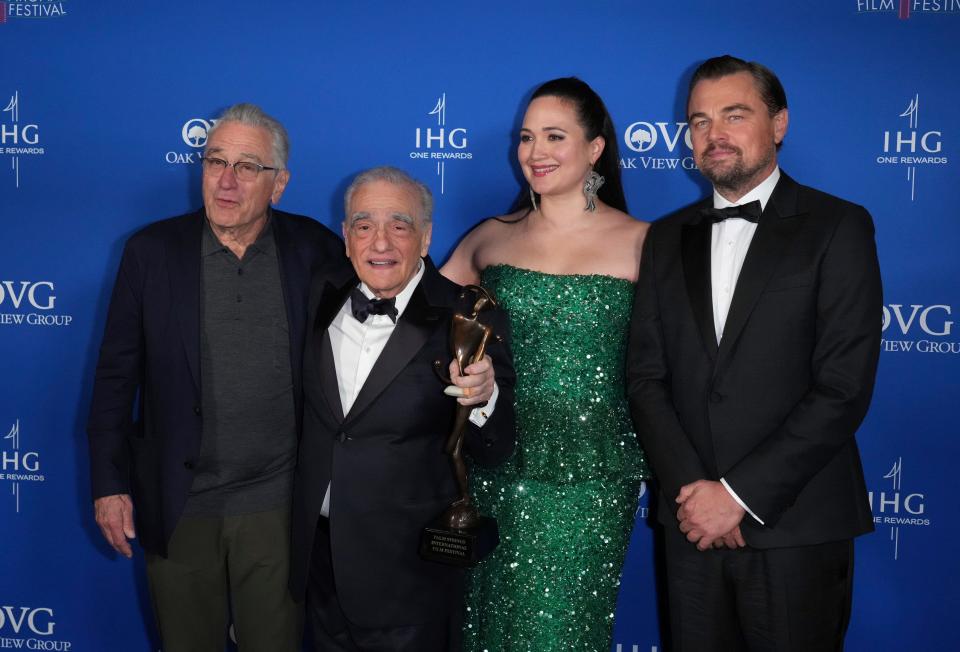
[697,143,775,196]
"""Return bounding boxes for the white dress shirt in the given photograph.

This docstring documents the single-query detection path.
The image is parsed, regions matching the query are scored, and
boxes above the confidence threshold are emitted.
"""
[711,167,780,526]
[320,259,498,516]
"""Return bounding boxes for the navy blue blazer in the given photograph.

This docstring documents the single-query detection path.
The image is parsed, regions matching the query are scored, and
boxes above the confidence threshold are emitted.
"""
[87,208,346,555]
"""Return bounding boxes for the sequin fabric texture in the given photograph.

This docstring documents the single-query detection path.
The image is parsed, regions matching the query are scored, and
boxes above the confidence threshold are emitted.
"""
[465,264,649,652]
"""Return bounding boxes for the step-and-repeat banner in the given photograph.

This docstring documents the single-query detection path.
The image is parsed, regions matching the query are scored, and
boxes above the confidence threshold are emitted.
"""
[1,2,956,650]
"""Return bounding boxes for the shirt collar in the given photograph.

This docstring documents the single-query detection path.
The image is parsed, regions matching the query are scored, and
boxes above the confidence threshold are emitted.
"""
[713,166,780,212]
[201,210,274,257]
[357,258,425,319]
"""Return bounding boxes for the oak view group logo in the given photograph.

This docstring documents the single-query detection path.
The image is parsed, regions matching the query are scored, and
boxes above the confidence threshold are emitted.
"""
[0,281,72,328]
[620,120,695,172]
[881,303,958,354]
[0,605,73,651]
[166,116,217,166]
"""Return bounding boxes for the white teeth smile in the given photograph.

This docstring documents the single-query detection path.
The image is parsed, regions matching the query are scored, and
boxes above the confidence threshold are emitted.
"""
[370,261,394,266]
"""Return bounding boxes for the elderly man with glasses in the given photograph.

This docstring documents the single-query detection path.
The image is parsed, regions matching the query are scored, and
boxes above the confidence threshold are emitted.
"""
[87,103,347,651]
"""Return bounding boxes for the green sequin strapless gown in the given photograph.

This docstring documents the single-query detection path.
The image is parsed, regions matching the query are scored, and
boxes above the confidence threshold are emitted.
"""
[465,264,649,652]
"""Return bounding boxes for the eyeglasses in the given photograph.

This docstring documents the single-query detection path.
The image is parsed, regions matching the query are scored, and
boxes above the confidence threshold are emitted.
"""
[200,155,280,181]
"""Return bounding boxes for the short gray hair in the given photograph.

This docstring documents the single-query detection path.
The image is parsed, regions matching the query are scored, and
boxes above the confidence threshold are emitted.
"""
[344,166,433,224]
[205,103,290,168]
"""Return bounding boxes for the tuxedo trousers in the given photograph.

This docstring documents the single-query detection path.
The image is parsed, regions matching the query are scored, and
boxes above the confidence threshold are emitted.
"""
[306,516,463,652]
[663,523,854,652]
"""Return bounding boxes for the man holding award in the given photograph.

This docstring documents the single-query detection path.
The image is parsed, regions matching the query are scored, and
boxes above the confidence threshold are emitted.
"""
[289,166,516,652]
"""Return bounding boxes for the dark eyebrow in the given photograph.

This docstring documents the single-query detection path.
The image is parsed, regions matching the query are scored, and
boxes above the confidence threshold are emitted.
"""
[721,103,754,114]
[687,104,755,122]
[519,126,569,133]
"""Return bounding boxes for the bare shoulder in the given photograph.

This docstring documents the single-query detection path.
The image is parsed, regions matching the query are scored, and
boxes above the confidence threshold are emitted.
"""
[604,207,650,242]
[599,208,650,281]
[442,213,527,285]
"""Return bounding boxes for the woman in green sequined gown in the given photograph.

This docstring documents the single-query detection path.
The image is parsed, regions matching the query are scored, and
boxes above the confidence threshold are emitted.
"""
[442,78,650,652]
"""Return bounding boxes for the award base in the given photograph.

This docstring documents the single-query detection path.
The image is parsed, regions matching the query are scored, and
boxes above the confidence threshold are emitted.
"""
[419,516,499,567]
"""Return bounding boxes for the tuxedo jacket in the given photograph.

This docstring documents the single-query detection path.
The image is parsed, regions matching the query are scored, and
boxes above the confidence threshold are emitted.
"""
[627,172,881,549]
[86,208,346,555]
[289,259,516,629]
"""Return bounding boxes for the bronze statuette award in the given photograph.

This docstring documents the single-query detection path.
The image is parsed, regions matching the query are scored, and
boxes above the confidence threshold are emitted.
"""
[420,285,501,567]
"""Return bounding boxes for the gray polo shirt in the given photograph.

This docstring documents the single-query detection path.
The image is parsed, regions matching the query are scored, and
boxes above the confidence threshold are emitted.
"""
[183,218,297,516]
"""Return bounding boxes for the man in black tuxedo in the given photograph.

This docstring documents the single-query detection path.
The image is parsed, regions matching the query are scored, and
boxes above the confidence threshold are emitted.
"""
[289,166,515,652]
[88,104,346,650]
[628,56,881,651]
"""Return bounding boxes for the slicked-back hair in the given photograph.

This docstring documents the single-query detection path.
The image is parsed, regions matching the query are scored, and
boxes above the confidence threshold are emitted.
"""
[344,166,434,225]
[688,55,788,118]
[205,103,290,168]
[512,77,628,214]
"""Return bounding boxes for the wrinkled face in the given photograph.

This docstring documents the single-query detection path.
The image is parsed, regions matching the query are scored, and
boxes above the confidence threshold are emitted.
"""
[202,121,289,232]
[343,179,432,299]
[688,71,787,196]
[517,95,604,199]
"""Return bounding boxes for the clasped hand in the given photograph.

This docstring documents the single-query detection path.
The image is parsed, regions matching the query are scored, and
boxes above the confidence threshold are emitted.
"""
[676,479,746,551]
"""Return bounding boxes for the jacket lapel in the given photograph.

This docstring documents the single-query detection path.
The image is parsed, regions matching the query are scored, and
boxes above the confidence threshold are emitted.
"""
[344,266,447,424]
[716,174,804,366]
[169,211,203,390]
[272,213,306,383]
[681,199,719,362]
[312,278,355,424]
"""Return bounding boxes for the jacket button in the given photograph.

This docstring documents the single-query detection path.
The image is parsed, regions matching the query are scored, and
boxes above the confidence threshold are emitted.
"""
[184,461,195,470]
[193,405,201,416]
[709,391,723,403]
[337,432,351,443]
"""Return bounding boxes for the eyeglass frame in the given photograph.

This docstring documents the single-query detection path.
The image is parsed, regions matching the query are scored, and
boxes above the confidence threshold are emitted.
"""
[199,154,281,181]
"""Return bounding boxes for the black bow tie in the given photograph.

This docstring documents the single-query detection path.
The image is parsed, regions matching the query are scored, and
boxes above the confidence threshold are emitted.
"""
[350,287,397,323]
[700,200,762,224]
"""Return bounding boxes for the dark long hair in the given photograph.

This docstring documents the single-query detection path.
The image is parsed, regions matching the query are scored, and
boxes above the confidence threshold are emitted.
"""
[511,77,627,214]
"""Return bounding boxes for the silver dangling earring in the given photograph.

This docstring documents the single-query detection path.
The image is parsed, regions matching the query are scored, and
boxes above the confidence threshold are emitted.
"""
[583,170,605,212]
[529,186,539,212]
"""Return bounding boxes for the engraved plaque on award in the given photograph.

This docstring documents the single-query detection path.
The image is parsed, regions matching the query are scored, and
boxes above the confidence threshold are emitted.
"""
[419,285,501,567]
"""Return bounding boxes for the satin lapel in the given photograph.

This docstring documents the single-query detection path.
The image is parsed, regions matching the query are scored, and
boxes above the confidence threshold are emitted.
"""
[169,213,203,390]
[317,330,344,423]
[311,278,355,424]
[344,281,445,424]
[681,206,718,362]
[716,177,804,365]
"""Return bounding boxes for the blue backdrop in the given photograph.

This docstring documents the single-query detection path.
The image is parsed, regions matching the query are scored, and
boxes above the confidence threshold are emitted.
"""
[1,1,956,650]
